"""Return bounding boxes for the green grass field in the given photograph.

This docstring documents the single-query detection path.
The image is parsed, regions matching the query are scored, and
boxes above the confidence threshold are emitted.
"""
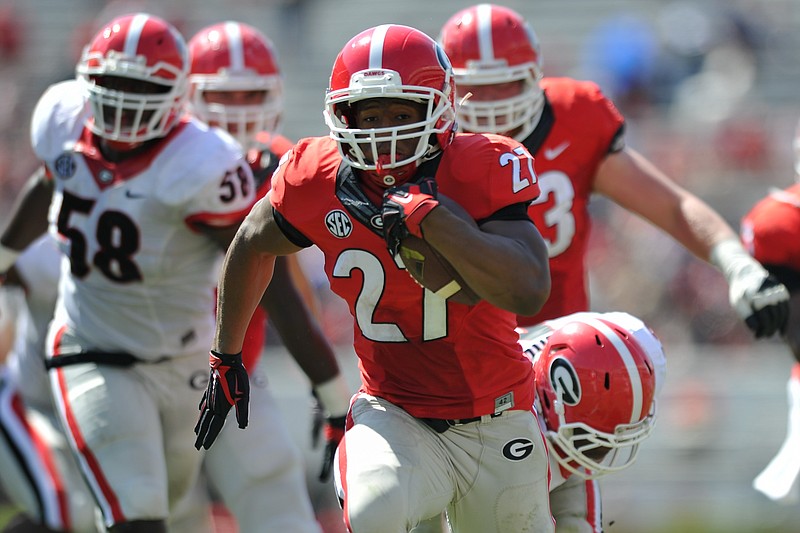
[0,503,20,528]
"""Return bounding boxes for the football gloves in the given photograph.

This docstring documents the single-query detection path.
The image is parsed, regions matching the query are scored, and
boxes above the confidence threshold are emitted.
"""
[381,178,439,256]
[194,350,250,450]
[730,269,790,339]
[311,392,346,482]
[711,238,790,339]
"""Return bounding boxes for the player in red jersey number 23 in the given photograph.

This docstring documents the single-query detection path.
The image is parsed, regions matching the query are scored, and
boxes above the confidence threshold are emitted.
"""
[438,3,789,337]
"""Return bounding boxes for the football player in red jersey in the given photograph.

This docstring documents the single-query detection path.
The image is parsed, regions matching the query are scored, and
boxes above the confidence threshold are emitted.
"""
[524,311,662,533]
[438,3,789,339]
[194,24,554,533]
[413,309,665,533]
[741,124,800,503]
[186,21,349,533]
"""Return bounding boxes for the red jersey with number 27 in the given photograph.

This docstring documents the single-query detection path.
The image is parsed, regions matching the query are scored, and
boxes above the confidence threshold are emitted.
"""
[270,133,540,420]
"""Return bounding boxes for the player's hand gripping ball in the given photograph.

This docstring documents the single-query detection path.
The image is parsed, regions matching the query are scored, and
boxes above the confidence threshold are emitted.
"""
[382,181,480,305]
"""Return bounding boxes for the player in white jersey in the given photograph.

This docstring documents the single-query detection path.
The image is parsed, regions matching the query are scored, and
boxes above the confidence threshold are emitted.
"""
[0,13,256,533]
[411,311,662,533]
[0,212,342,533]
[0,234,230,533]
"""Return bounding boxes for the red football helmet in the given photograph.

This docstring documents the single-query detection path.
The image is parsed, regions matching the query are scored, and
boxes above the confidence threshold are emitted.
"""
[75,13,189,144]
[188,21,283,151]
[324,24,456,188]
[439,4,544,142]
[533,317,657,479]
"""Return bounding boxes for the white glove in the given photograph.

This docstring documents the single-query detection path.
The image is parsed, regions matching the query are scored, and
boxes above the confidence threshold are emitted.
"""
[711,239,790,338]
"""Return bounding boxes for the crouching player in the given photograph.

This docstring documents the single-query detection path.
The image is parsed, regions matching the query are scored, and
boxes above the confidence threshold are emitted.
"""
[405,311,664,533]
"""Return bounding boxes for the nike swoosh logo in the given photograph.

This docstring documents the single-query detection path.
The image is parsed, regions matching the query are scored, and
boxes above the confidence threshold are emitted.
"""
[125,190,146,199]
[543,142,570,160]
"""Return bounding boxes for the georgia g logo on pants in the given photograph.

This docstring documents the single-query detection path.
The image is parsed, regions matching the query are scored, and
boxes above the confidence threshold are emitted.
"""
[503,438,535,460]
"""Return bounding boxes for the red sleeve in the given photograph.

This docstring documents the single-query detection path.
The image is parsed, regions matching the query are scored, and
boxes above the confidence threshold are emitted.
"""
[268,134,296,158]
[437,133,540,220]
[270,137,342,231]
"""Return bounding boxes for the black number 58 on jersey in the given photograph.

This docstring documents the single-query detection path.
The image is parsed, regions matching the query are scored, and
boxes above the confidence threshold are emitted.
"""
[219,164,251,203]
[57,190,143,283]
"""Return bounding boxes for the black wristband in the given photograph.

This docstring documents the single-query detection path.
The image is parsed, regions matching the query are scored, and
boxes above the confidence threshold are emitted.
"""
[210,350,243,365]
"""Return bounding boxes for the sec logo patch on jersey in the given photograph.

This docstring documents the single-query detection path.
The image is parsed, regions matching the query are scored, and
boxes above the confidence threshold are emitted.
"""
[54,152,76,179]
[325,209,353,238]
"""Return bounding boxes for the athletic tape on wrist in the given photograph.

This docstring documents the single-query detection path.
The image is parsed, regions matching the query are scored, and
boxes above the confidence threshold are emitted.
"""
[0,244,20,275]
[314,374,352,417]
[709,238,764,282]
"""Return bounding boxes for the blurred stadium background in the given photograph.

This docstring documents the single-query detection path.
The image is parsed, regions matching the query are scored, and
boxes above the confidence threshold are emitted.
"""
[1,0,800,531]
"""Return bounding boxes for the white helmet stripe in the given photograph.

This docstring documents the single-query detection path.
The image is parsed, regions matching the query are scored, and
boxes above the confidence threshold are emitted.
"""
[369,25,390,68]
[476,3,495,61]
[125,14,149,56]
[585,317,643,424]
[224,21,245,71]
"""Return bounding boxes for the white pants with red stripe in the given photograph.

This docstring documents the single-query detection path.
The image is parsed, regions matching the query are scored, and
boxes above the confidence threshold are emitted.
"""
[409,451,603,533]
[47,351,211,531]
[548,474,603,533]
[0,365,98,532]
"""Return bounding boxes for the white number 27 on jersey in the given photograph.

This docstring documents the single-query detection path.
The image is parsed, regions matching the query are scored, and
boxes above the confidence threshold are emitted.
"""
[499,146,536,194]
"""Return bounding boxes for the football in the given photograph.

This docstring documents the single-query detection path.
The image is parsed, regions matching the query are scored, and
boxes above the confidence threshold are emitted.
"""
[398,195,481,305]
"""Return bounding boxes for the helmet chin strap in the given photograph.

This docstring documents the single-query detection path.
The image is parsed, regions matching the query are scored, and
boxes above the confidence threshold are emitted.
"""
[100,138,145,158]
[372,155,419,188]
[363,138,440,189]
[375,155,396,186]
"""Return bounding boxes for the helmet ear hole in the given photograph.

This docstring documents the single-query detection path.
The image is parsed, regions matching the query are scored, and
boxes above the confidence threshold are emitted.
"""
[604,373,610,390]
[335,103,354,126]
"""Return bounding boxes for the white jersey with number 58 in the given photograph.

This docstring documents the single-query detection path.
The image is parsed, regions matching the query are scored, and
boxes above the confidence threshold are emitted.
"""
[31,80,256,361]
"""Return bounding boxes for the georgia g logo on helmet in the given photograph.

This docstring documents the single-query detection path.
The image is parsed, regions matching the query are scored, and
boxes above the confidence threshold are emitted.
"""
[549,356,581,405]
